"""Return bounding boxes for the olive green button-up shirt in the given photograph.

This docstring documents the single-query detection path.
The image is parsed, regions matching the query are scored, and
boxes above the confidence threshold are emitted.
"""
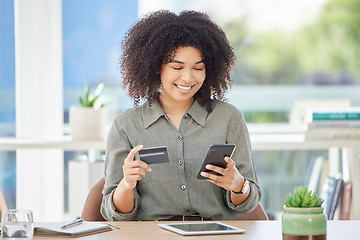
[101,99,261,221]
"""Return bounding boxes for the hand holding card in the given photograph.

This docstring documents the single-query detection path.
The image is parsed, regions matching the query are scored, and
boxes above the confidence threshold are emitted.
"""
[139,146,170,165]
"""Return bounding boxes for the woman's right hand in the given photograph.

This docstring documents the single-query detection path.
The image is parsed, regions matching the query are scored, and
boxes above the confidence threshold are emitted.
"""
[122,145,152,189]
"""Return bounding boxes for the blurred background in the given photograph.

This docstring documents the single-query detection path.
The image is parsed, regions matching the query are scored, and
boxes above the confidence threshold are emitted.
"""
[1,0,359,220]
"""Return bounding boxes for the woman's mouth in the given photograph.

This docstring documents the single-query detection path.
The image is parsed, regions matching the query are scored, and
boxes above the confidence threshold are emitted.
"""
[175,83,194,93]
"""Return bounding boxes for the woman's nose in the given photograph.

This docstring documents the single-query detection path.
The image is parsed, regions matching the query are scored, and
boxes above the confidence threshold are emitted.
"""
[181,70,192,82]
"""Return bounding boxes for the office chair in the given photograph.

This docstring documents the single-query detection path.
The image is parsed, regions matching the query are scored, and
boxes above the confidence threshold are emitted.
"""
[81,177,268,221]
[234,202,268,220]
[81,178,106,221]
[0,190,8,221]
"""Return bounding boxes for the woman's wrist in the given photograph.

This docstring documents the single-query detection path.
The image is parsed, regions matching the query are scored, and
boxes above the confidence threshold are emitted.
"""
[231,178,249,194]
[230,176,244,192]
[229,171,244,192]
[120,178,135,190]
[113,178,135,213]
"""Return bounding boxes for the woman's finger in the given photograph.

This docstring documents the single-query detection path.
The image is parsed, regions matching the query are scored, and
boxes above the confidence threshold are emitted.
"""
[124,145,143,164]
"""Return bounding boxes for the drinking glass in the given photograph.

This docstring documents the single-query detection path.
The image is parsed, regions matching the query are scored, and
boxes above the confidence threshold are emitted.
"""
[1,209,34,239]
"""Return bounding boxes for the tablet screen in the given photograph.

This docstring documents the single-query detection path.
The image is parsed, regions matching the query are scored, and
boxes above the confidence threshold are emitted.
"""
[158,222,245,236]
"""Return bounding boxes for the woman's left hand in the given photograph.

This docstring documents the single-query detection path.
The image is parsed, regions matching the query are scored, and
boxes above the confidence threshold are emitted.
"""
[200,157,243,192]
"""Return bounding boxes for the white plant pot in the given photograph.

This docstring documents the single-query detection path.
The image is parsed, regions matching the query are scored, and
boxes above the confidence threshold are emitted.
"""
[69,106,108,140]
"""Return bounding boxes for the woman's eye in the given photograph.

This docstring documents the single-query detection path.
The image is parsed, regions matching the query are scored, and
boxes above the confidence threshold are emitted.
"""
[172,67,182,70]
[194,67,204,71]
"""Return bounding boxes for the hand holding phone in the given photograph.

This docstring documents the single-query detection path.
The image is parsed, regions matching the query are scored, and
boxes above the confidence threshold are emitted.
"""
[197,144,236,180]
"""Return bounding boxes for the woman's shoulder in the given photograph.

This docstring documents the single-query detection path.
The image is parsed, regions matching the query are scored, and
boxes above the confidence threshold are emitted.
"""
[213,100,243,116]
[113,103,148,123]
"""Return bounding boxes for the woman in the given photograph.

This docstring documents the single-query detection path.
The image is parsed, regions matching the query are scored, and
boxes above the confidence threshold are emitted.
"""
[101,10,261,221]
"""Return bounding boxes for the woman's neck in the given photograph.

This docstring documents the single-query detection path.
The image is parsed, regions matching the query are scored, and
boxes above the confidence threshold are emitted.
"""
[159,94,194,117]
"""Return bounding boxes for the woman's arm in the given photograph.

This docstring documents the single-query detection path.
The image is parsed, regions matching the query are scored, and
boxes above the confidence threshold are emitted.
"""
[200,105,261,212]
[101,118,151,220]
[112,145,152,213]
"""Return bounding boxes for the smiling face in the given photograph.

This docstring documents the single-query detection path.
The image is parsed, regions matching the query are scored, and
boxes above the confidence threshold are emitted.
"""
[159,46,206,107]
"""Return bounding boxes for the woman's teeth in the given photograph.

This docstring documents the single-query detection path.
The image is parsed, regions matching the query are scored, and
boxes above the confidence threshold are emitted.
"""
[176,84,192,90]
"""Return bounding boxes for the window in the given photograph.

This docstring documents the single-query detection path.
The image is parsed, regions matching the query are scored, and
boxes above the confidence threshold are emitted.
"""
[63,0,137,124]
[0,0,16,209]
[62,0,138,217]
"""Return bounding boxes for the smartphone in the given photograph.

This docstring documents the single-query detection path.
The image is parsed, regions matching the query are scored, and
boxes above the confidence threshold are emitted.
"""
[197,144,236,180]
[139,146,170,165]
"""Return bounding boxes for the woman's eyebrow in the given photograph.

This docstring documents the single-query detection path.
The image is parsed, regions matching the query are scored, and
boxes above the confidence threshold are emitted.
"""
[169,60,184,64]
[169,60,204,64]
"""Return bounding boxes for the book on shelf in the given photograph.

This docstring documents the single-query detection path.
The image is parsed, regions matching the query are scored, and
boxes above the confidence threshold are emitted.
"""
[305,156,326,194]
[34,221,112,237]
[318,160,329,196]
[320,175,344,220]
[304,128,360,140]
[341,181,352,220]
[304,107,360,139]
[312,112,360,121]
[306,107,360,122]
[307,121,360,129]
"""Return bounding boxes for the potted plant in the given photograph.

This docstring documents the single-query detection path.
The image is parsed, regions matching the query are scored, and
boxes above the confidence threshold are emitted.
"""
[69,82,108,140]
[282,186,326,240]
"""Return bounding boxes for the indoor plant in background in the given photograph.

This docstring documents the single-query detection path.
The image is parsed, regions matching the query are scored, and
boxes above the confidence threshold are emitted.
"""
[69,82,108,140]
[282,186,326,240]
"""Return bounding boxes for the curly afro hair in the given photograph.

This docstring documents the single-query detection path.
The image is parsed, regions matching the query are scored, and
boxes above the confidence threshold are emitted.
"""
[120,10,235,112]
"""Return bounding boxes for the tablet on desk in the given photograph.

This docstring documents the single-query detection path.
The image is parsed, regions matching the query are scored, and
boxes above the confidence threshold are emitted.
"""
[158,222,246,236]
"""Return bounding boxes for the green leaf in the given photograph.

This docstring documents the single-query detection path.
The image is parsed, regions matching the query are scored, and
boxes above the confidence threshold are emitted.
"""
[90,95,100,107]
[83,84,90,106]
[78,82,107,108]
[283,185,324,208]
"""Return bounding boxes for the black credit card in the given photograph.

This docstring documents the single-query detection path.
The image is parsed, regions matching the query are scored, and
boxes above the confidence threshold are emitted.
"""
[139,146,170,164]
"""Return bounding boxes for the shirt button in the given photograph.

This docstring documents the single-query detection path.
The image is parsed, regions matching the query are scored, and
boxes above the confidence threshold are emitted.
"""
[183,115,188,119]
[178,159,183,165]
[177,136,182,142]
[181,184,186,190]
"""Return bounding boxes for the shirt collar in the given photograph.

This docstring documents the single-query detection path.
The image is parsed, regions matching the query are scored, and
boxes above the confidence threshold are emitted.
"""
[187,100,208,127]
[142,100,166,129]
[142,99,208,129]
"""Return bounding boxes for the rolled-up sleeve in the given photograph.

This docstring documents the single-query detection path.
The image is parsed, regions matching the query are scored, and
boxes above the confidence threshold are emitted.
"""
[224,111,261,214]
[100,117,140,221]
